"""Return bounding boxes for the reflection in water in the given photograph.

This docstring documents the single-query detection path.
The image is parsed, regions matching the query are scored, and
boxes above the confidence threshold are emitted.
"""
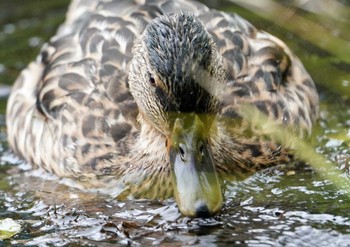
[0,0,350,246]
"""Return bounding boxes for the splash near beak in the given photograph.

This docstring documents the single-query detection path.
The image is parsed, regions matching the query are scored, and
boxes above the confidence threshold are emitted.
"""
[167,114,223,217]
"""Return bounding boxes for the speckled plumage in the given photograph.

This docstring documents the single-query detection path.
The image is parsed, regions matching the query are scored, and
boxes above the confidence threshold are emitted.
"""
[6,0,318,199]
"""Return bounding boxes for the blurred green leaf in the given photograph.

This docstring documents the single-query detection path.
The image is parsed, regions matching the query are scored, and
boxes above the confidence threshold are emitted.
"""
[240,104,350,194]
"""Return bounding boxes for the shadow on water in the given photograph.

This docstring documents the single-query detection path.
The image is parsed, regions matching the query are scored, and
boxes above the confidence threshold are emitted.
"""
[0,0,350,246]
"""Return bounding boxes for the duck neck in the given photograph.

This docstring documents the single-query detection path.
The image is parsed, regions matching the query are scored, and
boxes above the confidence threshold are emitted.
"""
[119,115,172,198]
[134,115,169,163]
[211,121,292,181]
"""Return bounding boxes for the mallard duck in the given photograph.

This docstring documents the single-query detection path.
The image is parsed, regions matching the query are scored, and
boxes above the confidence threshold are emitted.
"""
[6,0,319,217]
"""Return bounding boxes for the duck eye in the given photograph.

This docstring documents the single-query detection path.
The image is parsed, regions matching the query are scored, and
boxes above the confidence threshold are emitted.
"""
[149,74,156,86]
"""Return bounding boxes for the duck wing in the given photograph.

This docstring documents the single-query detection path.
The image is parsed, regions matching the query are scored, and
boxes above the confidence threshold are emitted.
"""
[198,10,319,134]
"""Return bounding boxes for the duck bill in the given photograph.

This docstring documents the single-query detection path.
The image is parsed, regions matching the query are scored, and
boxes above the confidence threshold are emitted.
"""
[168,115,223,217]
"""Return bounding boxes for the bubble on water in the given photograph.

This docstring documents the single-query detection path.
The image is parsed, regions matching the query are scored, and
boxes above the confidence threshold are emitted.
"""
[28,36,41,47]
[3,24,16,34]
[271,188,283,195]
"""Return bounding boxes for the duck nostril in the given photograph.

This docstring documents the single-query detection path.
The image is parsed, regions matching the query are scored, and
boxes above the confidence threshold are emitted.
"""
[195,203,212,218]
[179,144,186,161]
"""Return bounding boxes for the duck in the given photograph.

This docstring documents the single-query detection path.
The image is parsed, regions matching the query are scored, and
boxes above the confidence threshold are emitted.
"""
[6,0,319,217]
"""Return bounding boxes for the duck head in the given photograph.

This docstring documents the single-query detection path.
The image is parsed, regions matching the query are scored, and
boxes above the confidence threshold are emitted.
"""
[129,12,225,217]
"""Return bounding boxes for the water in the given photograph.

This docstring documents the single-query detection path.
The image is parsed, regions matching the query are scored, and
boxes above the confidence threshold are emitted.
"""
[0,0,350,246]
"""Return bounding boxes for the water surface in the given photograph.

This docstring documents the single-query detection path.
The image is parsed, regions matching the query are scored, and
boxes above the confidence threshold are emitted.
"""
[0,0,350,246]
